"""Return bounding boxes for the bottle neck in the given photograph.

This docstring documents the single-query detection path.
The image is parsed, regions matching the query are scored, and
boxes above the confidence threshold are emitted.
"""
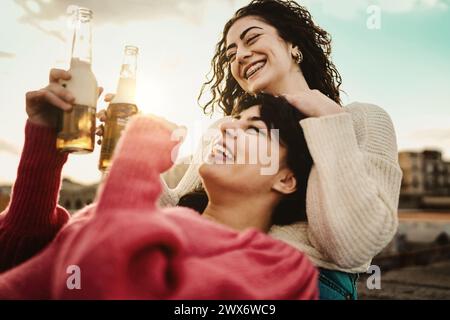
[119,52,137,80]
[113,49,138,104]
[71,15,93,64]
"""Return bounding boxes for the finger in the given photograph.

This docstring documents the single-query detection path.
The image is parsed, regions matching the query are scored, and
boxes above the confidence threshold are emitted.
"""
[46,83,75,103]
[96,109,107,122]
[26,90,44,103]
[280,94,304,112]
[98,86,104,97]
[281,93,299,105]
[26,90,49,109]
[95,124,104,136]
[174,125,188,143]
[49,68,71,83]
[104,93,115,102]
[37,89,73,111]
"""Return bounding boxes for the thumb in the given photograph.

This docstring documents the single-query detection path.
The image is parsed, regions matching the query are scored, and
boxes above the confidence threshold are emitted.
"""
[171,126,188,144]
[97,86,104,97]
[281,93,295,104]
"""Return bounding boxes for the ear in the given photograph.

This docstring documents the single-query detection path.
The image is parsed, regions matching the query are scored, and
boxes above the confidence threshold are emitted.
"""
[289,44,297,53]
[272,169,297,195]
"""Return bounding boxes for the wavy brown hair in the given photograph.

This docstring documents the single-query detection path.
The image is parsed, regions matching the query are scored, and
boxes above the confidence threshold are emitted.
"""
[198,0,342,115]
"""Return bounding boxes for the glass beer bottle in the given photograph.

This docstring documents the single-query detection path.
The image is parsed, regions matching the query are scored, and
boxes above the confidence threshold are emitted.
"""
[99,46,139,171]
[57,7,98,153]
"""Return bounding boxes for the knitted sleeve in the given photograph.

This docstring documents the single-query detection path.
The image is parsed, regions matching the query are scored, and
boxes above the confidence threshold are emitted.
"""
[0,120,70,272]
[95,116,182,213]
[292,103,402,269]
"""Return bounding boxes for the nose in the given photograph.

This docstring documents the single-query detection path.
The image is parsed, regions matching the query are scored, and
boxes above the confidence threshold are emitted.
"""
[236,46,252,65]
[219,118,242,139]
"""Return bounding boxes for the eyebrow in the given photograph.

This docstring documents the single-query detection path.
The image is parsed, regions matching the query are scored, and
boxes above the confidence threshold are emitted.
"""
[233,114,264,123]
[248,116,264,122]
[226,26,263,52]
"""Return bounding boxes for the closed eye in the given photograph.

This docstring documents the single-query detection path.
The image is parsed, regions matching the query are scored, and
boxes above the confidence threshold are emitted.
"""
[247,126,259,133]
[247,126,267,137]
[226,34,261,62]
[246,34,260,45]
[226,52,236,62]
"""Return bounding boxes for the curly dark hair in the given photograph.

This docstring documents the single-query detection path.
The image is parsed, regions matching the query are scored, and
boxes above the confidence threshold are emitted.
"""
[179,93,313,225]
[198,0,342,116]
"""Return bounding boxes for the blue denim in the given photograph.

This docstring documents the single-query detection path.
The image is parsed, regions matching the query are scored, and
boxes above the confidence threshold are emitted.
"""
[319,268,359,300]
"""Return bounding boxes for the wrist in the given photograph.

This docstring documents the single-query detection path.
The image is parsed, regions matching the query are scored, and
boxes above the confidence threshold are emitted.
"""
[317,105,344,117]
[27,119,54,129]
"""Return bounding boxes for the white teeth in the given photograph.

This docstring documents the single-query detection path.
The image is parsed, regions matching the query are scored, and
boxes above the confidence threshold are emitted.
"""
[245,61,266,79]
[212,144,233,161]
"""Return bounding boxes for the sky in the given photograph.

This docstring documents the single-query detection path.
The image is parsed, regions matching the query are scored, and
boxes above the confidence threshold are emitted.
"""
[0,0,449,185]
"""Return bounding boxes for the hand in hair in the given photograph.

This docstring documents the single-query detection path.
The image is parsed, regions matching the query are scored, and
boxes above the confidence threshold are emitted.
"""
[282,89,343,118]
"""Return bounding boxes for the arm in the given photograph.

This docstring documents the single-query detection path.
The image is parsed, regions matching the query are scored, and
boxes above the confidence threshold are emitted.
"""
[95,115,182,212]
[52,116,186,299]
[299,103,402,269]
[0,120,70,272]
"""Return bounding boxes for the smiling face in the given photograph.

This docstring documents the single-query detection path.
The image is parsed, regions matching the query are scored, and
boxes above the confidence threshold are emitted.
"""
[225,16,298,95]
[200,105,290,197]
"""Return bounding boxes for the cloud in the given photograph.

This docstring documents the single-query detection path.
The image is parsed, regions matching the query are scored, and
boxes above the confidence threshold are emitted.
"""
[0,52,16,59]
[13,0,450,35]
[14,0,211,26]
[0,139,19,155]
[13,0,217,42]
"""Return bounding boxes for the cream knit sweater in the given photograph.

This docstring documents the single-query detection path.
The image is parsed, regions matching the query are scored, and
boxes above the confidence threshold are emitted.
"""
[158,102,403,273]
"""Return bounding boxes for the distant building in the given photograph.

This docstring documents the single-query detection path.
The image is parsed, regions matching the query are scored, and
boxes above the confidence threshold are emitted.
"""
[399,150,450,209]
[399,152,425,193]
[58,178,98,213]
[0,179,98,214]
[399,152,424,208]
[0,186,11,212]
[423,151,444,195]
[446,162,450,195]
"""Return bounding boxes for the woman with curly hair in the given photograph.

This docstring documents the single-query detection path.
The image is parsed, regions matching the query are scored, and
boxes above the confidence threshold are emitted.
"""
[161,0,403,300]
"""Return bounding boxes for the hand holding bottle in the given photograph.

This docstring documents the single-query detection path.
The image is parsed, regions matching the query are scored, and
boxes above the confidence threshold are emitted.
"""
[26,68,103,129]
[95,93,115,145]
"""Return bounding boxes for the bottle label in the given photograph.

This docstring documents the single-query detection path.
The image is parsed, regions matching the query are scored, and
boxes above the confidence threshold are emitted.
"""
[117,117,130,127]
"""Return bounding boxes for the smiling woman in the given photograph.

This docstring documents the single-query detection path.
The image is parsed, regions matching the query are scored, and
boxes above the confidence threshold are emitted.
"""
[200,0,342,115]
[198,93,313,230]
[225,19,308,96]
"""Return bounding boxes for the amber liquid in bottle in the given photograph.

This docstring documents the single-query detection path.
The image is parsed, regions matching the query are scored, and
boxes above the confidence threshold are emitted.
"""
[98,46,139,171]
[99,103,138,170]
[57,8,98,154]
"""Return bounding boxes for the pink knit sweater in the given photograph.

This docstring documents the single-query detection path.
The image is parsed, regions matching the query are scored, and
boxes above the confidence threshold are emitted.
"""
[0,117,318,299]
